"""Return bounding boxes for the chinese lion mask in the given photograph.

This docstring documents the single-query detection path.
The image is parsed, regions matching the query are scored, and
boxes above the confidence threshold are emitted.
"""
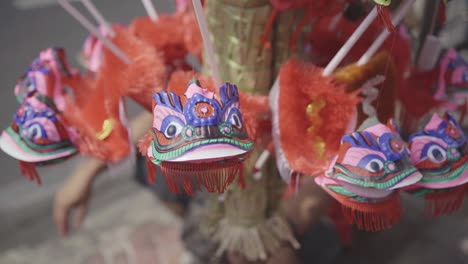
[0,48,78,184]
[316,118,422,231]
[145,79,253,195]
[407,112,468,216]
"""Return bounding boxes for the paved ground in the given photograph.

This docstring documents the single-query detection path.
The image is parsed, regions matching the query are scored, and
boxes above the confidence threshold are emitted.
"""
[335,195,468,264]
[0,176,192,264]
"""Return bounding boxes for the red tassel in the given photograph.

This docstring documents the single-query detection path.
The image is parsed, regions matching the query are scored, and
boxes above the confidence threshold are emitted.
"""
[237,168,246,189]
[325,189,402,231]
[377,5,396,33]
[146,157,156,184]
[160,158,245,195]
[283,184,295,200]
[327,201,353,247]
[19,161,41,185]
[260,9,279,48]
[282,173,300,199]
[160,166,182,194]
[341,195,402,232]
[424,186,466,217]
[266,141,275,153]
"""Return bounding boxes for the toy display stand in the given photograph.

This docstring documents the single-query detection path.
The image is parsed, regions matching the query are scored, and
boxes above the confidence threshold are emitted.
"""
[198,1,305,262]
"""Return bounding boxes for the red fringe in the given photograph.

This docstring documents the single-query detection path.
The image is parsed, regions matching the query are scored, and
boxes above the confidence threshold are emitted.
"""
[282,173,301,199]
[424,186,466,217]
[160,159,244,195]
[138,131,153,156]
[327,201,353,247]
[338,193,402,232]
[19,161,41,185]
[283,183,295,200]
[377,6,396,34]
[146,157,156,184]
[237,168,246,189]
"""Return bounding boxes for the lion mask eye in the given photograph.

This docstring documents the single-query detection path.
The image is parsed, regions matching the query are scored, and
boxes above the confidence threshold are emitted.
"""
[426,144,447,163]
[27,123,45,140]
[225,108,244,130]
[364,158,385,173]
[161,117,185,139]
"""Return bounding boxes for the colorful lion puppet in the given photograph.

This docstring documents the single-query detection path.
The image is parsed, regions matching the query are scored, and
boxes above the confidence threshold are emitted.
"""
[399,49,468,133]
[0,48,82,184]
[129,3,202,73]
[315,118,422,231]
[63,26,166,164]
[140,74,254,195]
[14,48,79,104]
[270,58,361,185]
[435,49,468,126]
[406,112,468,216]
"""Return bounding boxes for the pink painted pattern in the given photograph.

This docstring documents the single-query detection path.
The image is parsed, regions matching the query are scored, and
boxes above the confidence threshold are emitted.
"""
[184,82,214,99]
[153,105,186,130]
[341,148,385,167]
[0,130,73,162]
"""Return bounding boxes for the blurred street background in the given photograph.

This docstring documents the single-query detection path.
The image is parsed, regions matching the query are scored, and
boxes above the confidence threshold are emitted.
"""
[0,0,467,264]
[0,1,192,263]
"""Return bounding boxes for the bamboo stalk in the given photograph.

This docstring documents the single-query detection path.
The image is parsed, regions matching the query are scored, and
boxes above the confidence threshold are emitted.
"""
[202,0,303,261]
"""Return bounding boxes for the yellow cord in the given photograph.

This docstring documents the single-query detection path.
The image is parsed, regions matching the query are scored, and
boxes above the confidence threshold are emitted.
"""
[96,118,115,141]
[306,97,327,159]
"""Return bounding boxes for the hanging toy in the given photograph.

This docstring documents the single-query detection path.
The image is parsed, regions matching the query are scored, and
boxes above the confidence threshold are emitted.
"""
[129,2,202,73]
[138,1,252,196]
[399,48,468,132]
[1,98,77,185]
[140,76,253,195]
[269,1,405,185]
[58,0,164,114]
[270,58,361,185]
[434,49,468,125]
[66,0,167,113]
[63,25,166,163]
[406,112,468,216]
[315,118,422,231]
[97,25,166,112]
[76,0,124,75]
[15,48,76,102]
[0,48,81,185]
